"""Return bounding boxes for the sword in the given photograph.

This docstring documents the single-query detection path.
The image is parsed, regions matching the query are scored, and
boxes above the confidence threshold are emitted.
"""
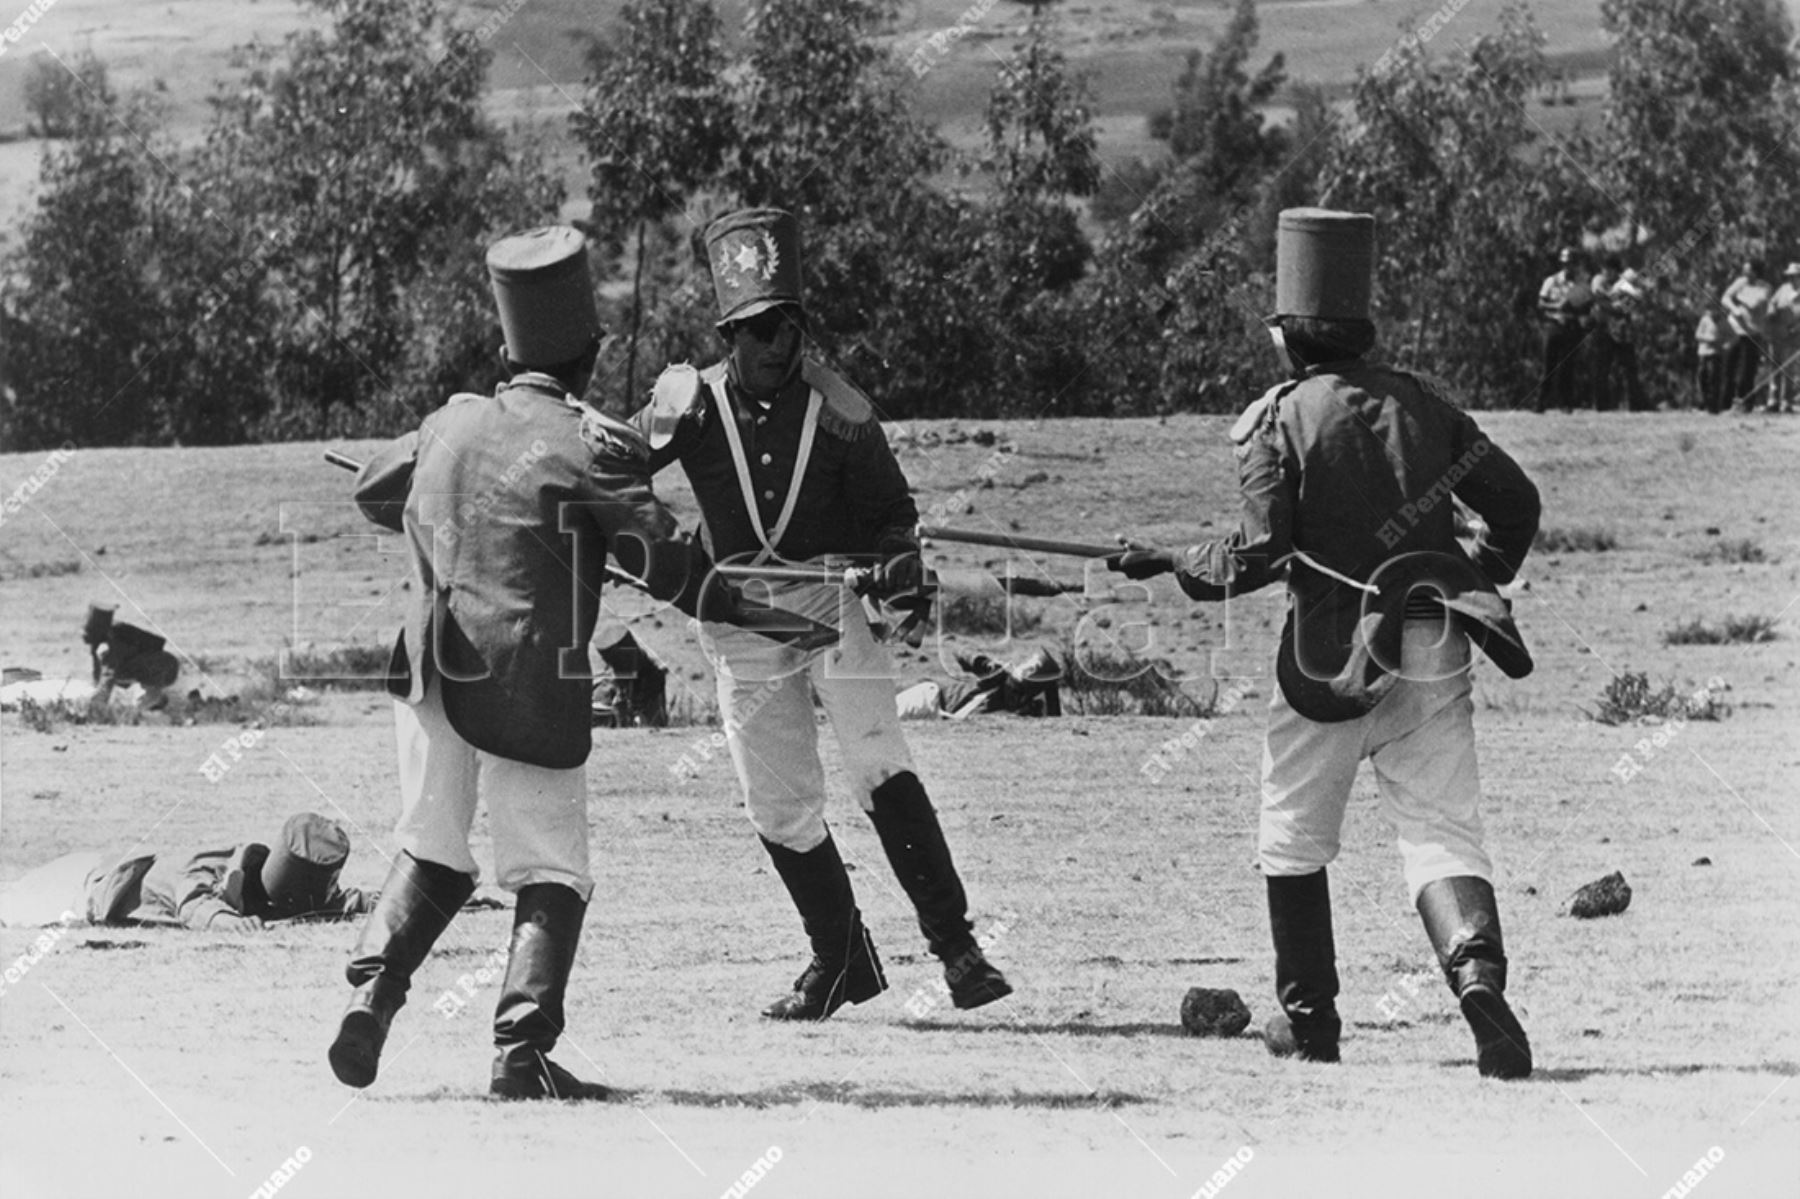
[917,523,1122,559]
[714,561,937,647]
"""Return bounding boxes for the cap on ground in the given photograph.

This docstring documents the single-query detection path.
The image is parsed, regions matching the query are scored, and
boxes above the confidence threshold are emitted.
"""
[260,812,350,916]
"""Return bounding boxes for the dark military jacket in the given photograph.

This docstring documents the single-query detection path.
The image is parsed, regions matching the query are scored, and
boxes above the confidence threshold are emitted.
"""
[636,359,918,565]
[354,374,708,768]
[1174,361,1541,721]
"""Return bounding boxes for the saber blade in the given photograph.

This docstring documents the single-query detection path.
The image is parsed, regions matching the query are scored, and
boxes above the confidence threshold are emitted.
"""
[917,524,1120,559]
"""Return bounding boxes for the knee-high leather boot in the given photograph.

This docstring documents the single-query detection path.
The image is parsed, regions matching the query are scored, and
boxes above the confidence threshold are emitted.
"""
[1417,876,1532,1080]
[1265,870,1341,1062]
[866,772,1011,1009]
[760,831,887,1020]
[329,851,475,1088]
[490,882,610,1100]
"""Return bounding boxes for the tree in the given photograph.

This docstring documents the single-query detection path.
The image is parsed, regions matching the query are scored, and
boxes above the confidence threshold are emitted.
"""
[22,51,110,139]
[0,59,173,449]
[194,0,563,437]
[1148,0,1287,197]
[1319,4,1565,404]
[1602,0,1797,257]
[572,0,733,404]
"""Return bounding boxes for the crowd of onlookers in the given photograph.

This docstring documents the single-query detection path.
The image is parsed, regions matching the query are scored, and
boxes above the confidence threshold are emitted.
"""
[1534,250,1800,414]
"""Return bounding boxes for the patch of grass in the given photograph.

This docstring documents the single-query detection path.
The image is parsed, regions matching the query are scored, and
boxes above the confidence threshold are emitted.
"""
[1061,639,1212,718]
[937,593,1043,637]
[1693,538,1765,565]
[1585,672,1730,725]
[0,558,83,580]
[270,644,393,691]
[1663,615,1778,646]
[1534,525,1617,553]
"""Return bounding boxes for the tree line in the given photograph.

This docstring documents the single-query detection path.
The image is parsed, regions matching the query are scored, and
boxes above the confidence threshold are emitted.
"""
[1,0,1795,449]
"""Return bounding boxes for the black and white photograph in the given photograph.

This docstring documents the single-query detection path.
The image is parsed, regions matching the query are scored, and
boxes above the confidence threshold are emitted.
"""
[1,0,1796,1195]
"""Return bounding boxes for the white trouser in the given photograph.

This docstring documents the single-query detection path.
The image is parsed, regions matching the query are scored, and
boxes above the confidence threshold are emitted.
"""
[700,580,914,852]
[1258,620,1492,901]
[392,678,594,899]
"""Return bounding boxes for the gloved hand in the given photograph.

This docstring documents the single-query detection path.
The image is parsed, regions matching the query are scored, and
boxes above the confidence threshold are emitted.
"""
[874,551,925,597]
[1106,541,1176,580]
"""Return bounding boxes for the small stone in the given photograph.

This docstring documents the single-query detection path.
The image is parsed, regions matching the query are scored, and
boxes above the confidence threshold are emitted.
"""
[1692,856,1712,866]
[1180,987,1252,1037]
[1563,870,1632,918]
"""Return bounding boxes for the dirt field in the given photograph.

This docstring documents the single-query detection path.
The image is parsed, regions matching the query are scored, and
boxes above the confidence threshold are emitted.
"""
[1,411,1797,1197]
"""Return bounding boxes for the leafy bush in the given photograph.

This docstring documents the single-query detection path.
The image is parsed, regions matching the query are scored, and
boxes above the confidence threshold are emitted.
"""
[1663,615,1778,646]
[1586,671,1729,725]
[1694,538,1765,565]
[1061,639,1212,718]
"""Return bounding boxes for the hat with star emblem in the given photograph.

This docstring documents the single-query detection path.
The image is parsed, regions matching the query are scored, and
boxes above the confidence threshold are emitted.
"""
[704,208,803,328]
[486,225,601,368]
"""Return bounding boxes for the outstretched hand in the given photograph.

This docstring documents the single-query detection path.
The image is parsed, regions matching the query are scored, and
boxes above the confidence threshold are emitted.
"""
[1105,538,1176,580]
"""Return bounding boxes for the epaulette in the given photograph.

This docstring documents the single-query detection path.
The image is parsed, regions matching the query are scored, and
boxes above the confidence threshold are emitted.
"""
[803,359,878,442]
[1230,381,1298,445]
[446,390,485,406]
[1389,367,1464,409]
[580,408,650,465]
[642,364,708,450]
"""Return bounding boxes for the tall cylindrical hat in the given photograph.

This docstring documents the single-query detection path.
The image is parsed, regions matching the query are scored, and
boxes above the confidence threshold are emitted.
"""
[485,226,601,368]
[83,603,117,647]
[1275,208,1376,320]
[258,812,351,917]
[704,208,803,327]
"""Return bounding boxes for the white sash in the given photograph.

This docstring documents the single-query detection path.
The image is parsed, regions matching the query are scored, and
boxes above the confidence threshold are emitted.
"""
[709,372,822,565]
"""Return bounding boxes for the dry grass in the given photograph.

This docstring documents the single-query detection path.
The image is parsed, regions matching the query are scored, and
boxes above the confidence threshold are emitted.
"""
[1664,615,1779,647]
[1,413,1797,1197]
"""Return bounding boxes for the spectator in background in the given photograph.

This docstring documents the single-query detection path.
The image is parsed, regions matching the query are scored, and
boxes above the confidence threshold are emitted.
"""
[1591,256,1648,412]
[1768,261,1800,414]
[1535,248,1594,412]
[1695,298,1734,414]
[1721,258,1774,411]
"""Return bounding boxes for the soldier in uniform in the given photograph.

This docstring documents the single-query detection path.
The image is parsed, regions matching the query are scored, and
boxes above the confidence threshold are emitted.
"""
[1109,209,1541,1079]
[1535,248,1594,412]
[634,208,1012,1021]
[83,603,181,711]
[7,813,375,931]
[327,225,821,1100]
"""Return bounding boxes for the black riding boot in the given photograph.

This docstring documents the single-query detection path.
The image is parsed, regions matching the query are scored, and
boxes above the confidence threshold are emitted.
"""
[1417,876,1532,1080]
[867,772,1012,1009]
[1265,870,1341,1062]
[329,851,475,1088]
[490,883,610,1100]
[760,832,887,1021]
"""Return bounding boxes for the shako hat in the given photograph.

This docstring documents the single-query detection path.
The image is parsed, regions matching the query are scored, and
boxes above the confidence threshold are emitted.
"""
[485,226,601,369]
[1275,208,1376,321]
[243,812,351,918]
[705,208,803,328]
